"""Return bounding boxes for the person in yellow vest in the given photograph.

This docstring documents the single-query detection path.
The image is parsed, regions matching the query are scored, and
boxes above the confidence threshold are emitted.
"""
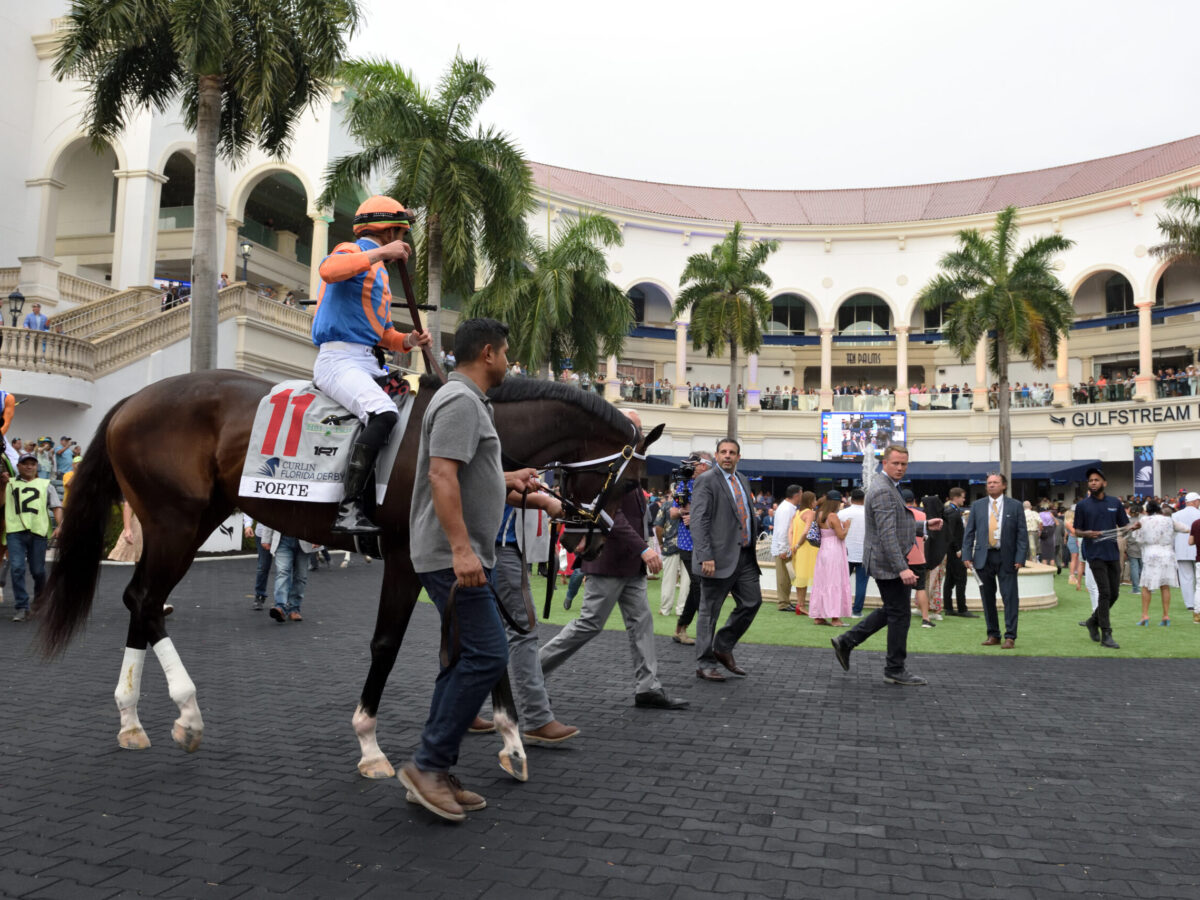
[61,454,81,504]
[4,452,62,622]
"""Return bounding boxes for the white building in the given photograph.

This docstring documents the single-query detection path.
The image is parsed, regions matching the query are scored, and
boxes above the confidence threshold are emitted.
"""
[3,6,1199,499]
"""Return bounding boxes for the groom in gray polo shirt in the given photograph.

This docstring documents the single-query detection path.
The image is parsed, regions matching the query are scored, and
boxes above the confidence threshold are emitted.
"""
[400,317,538,822]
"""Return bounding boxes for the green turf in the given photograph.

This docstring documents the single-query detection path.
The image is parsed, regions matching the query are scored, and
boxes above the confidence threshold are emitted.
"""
[529,569,1200,659]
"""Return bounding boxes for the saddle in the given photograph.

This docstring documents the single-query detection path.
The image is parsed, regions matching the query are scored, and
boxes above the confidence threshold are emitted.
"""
[237,374,419,505]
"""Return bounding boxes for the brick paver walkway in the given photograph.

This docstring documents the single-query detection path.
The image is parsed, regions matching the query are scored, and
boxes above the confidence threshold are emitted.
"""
[1,557,1197,899]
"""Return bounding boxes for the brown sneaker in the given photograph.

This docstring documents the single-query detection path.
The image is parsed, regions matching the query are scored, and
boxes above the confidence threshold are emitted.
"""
[1194,611,1200,625]
[288,611,302,622]
[402,770,485,812]
[468,716,495,734]
[398,763,467,821]
[523,720,580,744]
[673,629,695,645]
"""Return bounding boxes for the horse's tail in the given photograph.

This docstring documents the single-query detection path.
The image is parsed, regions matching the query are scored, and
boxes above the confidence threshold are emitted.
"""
[39,398,128,658]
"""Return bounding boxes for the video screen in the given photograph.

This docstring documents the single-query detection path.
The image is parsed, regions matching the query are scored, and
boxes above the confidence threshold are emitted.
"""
[820,411,907,461]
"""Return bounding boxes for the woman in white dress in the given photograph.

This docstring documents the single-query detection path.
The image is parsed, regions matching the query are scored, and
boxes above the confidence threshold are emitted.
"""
[1135,500,1187,626]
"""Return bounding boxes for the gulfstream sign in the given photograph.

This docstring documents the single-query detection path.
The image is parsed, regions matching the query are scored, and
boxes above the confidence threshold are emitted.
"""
[1061,405,1193,427]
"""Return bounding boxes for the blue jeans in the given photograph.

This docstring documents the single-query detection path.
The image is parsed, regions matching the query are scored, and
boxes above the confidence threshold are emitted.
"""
[1128,557,1142,593]
[7,531,47,611]
[254,537,272,598]
[849,561,869,615]
[273,536,310,612]
[414,567,509,772]
[565,569,585,604]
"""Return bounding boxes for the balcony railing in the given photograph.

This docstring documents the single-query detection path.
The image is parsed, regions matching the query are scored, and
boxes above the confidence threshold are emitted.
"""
[0,327,96,379]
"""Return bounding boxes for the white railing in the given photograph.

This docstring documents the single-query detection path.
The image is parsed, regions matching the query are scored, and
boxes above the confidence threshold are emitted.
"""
[0,268,18,296]
[831,393,895,412]
[48,286,163,337]
[0,327,96,379]
[58,272,114,306]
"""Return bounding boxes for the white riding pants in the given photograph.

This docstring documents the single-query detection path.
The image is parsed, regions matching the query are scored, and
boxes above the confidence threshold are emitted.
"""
[313,342,392,425]
[1178,559,1196,610]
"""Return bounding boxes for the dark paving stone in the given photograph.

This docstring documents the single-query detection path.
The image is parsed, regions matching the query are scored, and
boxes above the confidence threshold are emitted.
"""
[2,556,1200,899]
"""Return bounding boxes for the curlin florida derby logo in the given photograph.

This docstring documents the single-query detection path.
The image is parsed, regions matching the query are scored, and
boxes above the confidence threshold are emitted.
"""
[1050,403,1193,427]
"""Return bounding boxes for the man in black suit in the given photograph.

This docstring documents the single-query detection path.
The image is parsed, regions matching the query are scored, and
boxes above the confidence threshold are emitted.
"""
[962,473,1028,649]
[689,437,762,682]
[941,487,975,617]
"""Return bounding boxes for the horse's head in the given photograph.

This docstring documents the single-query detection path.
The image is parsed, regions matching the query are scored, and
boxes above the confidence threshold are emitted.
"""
[489,380,666,562]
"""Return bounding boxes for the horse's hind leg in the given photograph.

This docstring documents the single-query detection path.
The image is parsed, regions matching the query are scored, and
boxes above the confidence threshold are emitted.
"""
[492,672,527,782]
[115,645,150,750]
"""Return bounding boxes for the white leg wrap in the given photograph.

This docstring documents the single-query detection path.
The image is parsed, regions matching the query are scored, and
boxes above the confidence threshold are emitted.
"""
[114,647,148,746]
[153,637,204,751]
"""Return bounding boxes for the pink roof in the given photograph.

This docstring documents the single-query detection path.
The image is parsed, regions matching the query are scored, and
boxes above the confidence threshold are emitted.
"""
[530,135,1200,226]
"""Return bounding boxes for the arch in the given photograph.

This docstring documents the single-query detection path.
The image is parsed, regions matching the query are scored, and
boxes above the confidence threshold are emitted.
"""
[826,288,898,333]
[1065,262,1140,299]
[625,279,674,325]
[1070,266,1142,324]
[766,289,819,335]
[44,132,130,182]
[1147,256,1200,310]
[227,161,317,222]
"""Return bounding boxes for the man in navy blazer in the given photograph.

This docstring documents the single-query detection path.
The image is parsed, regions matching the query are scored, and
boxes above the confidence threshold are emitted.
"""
[962,473,1028,649]
[689,437,762,681]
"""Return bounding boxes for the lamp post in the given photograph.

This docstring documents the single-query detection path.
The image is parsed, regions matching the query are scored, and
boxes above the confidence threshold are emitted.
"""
[8,290,25,327]
[239,241,252,283]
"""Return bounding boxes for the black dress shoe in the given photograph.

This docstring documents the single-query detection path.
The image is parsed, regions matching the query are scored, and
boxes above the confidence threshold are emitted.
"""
[958,611,979,618]
[883,670,928,686]
[1084,619,1100,643]
[831,637,851,672]
[696,667,726,682]
[712,650,747,676]
[635,689,689,709]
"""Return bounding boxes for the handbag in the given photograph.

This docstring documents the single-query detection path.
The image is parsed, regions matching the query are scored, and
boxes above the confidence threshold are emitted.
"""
[805,517,822,548]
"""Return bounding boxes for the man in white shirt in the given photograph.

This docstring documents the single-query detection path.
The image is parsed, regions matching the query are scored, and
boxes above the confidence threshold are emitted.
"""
[838,488,867,616]
[1172,491,1200,613]
[770,484,802,612]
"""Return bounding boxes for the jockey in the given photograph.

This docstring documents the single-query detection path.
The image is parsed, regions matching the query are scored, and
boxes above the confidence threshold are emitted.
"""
[312,195,432,535]
[0,372,17,475]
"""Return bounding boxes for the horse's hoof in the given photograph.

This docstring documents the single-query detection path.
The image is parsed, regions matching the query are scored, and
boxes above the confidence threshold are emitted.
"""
[172,721,203,753]
[358,756,395,779]
[118,728,151,750]
[498,748,528,782]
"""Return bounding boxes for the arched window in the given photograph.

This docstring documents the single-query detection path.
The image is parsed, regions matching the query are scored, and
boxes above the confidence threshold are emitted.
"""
[769,293,815,335]
[837,294,891,335]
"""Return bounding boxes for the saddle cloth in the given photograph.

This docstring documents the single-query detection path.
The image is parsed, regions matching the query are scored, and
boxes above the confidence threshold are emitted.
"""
[238,375,418,504]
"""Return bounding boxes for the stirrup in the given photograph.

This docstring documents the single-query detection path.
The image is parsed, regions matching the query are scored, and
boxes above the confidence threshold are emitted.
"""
[331,500,381,535]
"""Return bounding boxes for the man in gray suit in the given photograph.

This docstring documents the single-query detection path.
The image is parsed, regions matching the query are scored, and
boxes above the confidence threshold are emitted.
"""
[690,438,762,682]
[962,472,1028,649]
[831,444,942,685]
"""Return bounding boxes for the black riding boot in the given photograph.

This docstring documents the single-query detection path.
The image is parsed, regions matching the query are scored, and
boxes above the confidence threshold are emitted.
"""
[332,442,382,534]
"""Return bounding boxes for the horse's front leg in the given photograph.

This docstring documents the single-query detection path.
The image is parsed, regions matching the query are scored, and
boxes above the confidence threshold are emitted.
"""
[491,672,528,782]
[354,555,421,778]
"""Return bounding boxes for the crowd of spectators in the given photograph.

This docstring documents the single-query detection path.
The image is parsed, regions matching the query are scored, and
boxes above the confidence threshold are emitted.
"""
[8,435,81,497]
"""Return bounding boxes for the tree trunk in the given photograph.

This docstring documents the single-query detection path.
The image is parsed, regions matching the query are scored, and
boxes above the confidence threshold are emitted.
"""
[190,74,222,372]
[996,330,1012,486]
[427,214,444,362]
[727,339,739,440]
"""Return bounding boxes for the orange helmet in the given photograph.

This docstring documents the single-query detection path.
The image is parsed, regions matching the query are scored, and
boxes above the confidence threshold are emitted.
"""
[353,195,413,236]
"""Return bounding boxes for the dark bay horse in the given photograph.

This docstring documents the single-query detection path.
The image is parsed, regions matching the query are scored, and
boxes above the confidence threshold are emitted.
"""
[39,370,660,782]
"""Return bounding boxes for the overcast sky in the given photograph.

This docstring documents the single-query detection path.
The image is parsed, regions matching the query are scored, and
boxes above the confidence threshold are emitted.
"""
[351,0,1200,191]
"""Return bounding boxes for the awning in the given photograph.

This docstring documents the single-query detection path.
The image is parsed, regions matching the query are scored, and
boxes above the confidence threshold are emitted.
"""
[646,456,1103,483]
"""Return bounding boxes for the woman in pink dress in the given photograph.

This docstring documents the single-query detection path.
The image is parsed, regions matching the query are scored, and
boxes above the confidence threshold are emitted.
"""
[808,491,851,626]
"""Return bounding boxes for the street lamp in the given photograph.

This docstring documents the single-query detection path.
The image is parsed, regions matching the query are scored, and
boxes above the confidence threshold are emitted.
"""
[7,290,25,327]
[239,241,252,283]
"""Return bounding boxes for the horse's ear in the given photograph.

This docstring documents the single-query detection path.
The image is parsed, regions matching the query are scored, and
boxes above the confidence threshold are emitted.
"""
[641,423,665,452]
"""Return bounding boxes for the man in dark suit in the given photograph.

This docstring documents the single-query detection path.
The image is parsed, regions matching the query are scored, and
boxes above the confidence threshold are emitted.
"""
[690,437,762,682]
[962,473,1028,649]
[831,444,942,685]
[941,487,975,617]
[539,412,688,710]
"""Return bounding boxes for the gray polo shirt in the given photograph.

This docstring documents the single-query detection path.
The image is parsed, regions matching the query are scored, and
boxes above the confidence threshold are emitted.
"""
[409,372,506,574]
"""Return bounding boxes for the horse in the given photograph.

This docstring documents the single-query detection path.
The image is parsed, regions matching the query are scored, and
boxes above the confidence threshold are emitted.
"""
[38,369,661,782]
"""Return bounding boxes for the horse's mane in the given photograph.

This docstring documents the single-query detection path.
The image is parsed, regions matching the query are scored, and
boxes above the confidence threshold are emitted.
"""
[489,377,635,438]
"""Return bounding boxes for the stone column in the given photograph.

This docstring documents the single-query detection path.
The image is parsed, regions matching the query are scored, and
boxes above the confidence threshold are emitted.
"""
[819,327,834,411]
[605,354,620,403]
[111,169,167,289]
[973,335,989,411]
[1135,299,1155,401]
[19,177,66,308]
[747,352,760,410]
[1052,335,1071,407]
[224,218,243,281]
[275,230,298,261]
[309,213,332,300]
[674,319,689,406]
[894,324,910,396]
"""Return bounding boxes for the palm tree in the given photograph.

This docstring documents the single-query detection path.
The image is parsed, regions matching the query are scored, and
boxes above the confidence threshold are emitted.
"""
[53,0,361,372]
[673,223,780,439]
[320,54,533,360]
[916,206,1075,484]
[1150,187,1200,262]
[466,212,632,379]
